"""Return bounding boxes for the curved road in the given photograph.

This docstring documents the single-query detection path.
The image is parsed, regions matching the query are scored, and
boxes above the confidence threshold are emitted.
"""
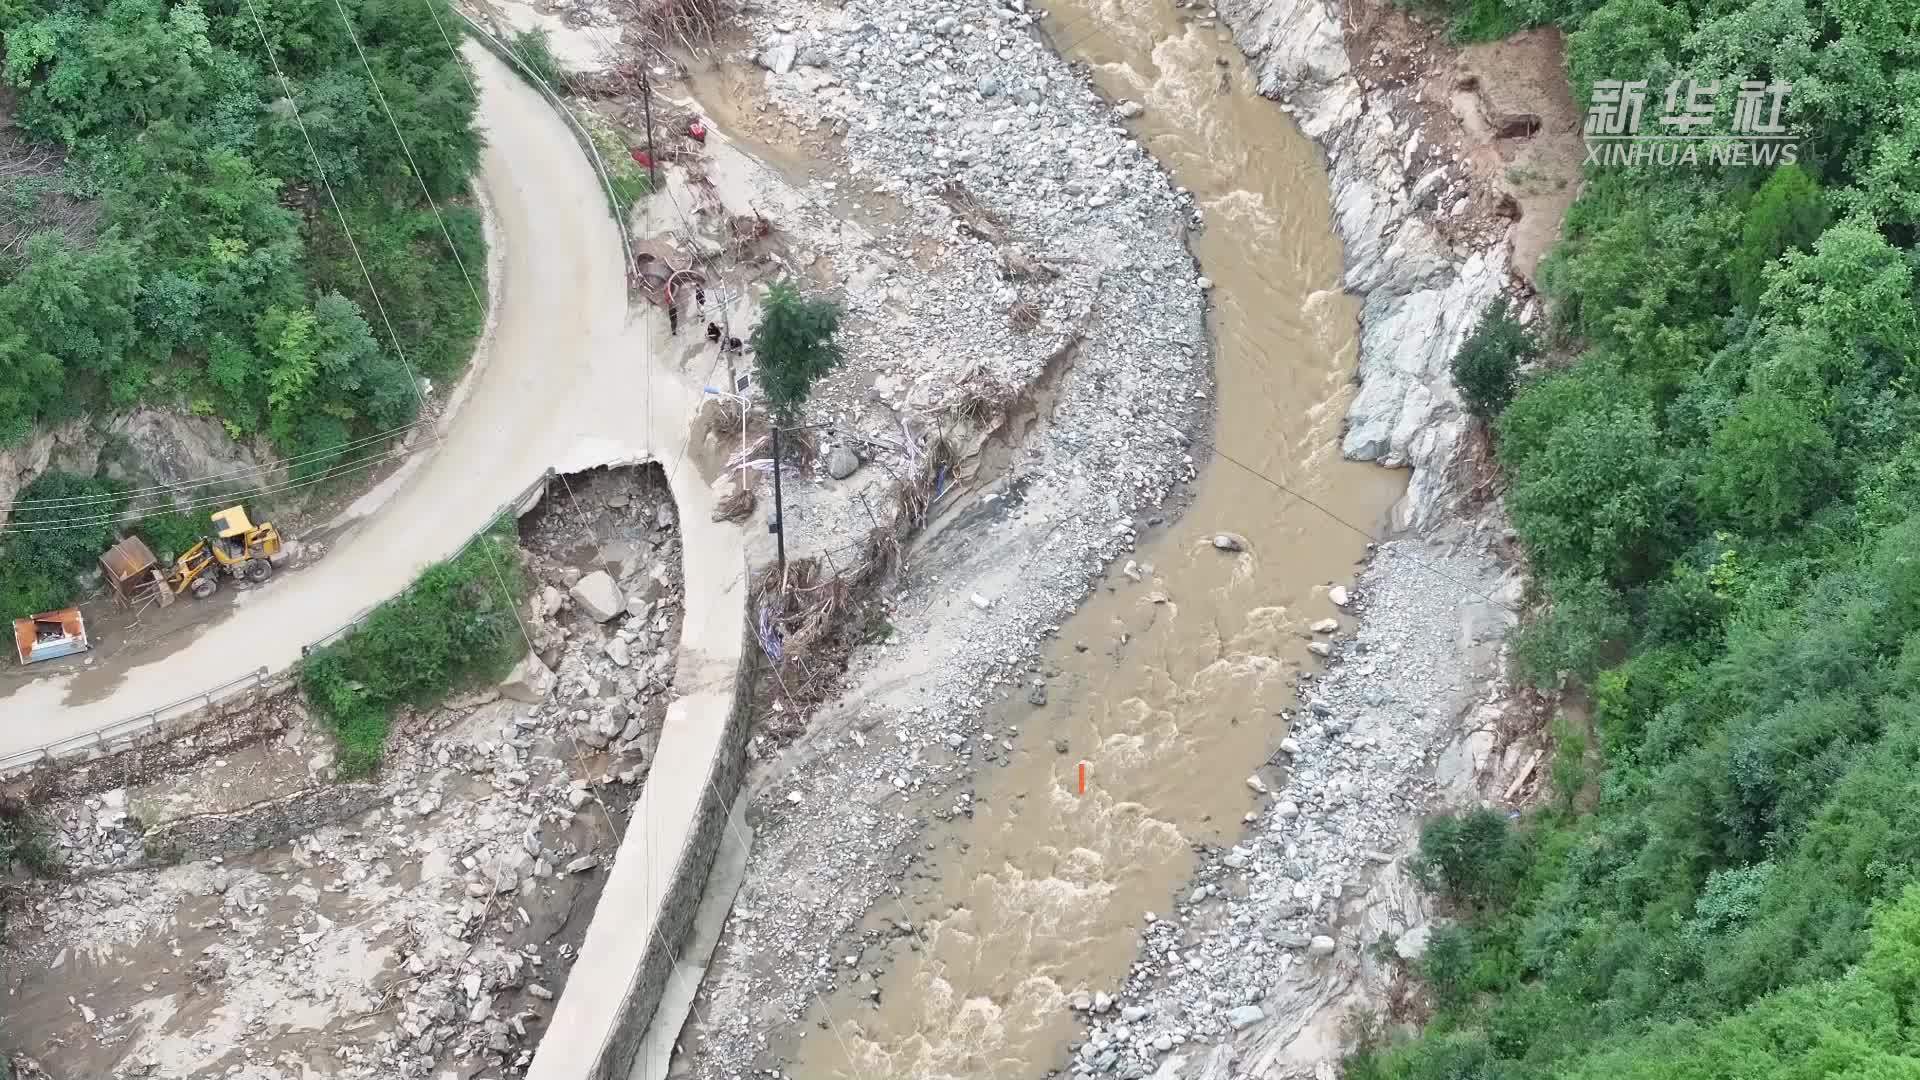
[4,45,737,759]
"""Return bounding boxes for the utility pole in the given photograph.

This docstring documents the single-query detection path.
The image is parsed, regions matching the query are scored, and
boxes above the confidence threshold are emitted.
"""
[770,424,787,579]
[639,63,658,187]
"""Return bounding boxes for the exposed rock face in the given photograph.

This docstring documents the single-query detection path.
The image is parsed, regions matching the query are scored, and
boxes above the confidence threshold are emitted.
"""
[0,418,104,527]
[104,408,284,497]
[1215,0,1509,528]
[0,410,278,527]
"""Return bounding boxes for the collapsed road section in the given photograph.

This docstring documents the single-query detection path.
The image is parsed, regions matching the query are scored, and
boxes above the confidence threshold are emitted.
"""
[4,466,696,1079]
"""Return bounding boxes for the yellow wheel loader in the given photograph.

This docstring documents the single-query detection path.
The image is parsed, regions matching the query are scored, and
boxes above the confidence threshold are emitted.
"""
[167,506,284,600]
[100,507,280,607]
[99,506,286,609]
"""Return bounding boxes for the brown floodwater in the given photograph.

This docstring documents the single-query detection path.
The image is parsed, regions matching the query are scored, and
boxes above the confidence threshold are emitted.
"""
[775,1,1408,1077]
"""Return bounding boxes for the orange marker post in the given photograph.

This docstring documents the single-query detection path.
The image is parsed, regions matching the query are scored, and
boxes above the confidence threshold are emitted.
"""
[1078,761,1087,796]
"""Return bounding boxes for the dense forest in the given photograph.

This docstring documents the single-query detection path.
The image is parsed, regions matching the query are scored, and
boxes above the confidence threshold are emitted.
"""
[0,0,484,612]
[1366,0,1920,1077]
[0,0,482,454]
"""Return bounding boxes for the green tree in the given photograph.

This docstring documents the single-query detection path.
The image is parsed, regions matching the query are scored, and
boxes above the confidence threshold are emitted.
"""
[300,522,523,775]
[1451,297,1536,422]
[1514,575,1631,686]
[1757,217,1920,379]
[1412,808,1530,911]
[1730,165,1830,310]
[1697,390,1836,531]
[0,0,481,459]
[1505,403,1672,585]
[1564,0,1688,112]
[0,470,124,614]
[2,0,222,144]
[750,281,845,422]
[749,280,843,575]
[1495,358,1635,471]
[1537,176,1737,399]
[1329,1,1920,1075]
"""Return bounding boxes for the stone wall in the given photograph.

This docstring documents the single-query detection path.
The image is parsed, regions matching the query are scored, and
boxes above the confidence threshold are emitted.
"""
[591,617,760,1080]
[141,782,386,865]
[13,675,299,803]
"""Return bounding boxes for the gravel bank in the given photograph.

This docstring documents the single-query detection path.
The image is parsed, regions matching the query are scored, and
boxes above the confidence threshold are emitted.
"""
[676,0,1216,1070]
[1065,523,1525,1079]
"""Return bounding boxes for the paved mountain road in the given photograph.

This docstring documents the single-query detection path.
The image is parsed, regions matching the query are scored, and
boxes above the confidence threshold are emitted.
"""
[1,45,729,758]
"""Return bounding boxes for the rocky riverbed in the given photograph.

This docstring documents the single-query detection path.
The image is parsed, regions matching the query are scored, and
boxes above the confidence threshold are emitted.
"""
[655,0,1580,1074]
[1063,520,1527,1080]
[1046,0,1583,1072]
[668,0,1224,1069]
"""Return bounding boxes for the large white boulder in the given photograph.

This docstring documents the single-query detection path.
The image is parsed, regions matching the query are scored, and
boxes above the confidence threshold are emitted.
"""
[569,570,624,623]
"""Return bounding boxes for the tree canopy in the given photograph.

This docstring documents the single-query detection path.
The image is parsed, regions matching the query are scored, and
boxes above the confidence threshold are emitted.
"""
[1376,0,1920,1077]
[0,0,484,459]
[750,280,844,423]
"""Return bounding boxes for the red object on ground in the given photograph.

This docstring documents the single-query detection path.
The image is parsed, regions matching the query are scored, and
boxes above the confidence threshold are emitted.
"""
[629,148,653,168]
[687,120,708,143]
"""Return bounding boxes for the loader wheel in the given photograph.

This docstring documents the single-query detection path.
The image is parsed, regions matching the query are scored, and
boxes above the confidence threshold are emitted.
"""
[245,559,273,584]
[191,577,218,600]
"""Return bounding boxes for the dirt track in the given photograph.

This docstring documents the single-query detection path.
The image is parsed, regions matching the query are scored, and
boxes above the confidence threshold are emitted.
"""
[0,46,674,757]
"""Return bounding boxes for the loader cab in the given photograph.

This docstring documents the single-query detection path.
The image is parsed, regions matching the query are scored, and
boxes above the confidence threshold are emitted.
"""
[211,506,255,562]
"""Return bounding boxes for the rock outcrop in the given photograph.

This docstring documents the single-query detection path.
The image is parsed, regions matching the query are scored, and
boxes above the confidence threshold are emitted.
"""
[1216,0,1510,528]
[104,408,284,496]
[1,409,280,527]
[0,418,104,528]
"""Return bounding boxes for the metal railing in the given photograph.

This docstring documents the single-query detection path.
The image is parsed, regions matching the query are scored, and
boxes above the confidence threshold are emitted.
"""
[2,469,557,781]
[0,27,621,781]
[452,8,637,273]
[0,665,272,776]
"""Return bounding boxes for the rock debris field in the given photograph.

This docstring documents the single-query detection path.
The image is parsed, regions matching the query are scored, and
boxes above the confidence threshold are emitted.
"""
[4,467,685,1080]
[680,0,1224,1068]
[733,0,1212,556]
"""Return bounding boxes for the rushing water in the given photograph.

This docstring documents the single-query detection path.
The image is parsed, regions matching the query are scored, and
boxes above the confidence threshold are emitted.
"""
[774,1,1408,1077]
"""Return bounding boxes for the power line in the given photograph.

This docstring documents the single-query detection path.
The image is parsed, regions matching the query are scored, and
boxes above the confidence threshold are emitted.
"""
[0,443,411,536]
[420,13,662,660]
[4,421,431,510]
[11,0,482,561]
[309,0,541,660]
[330,0,487,316]
[419,38,904,1072]
[10,0,481,529]
[238,0,432,421]
[1171,423,1521,613]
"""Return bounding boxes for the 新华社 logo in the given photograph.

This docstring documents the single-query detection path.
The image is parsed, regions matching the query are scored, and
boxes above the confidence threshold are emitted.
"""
[1584,79,1799,167]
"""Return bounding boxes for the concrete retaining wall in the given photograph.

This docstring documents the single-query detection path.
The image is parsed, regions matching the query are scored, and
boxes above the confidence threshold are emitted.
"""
[598,620,758,1079]
[462,18,758,1072]
[526,602,756,1080]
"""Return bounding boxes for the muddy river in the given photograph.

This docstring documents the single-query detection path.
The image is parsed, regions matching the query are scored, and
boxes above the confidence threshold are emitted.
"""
[774,1,1406,1076]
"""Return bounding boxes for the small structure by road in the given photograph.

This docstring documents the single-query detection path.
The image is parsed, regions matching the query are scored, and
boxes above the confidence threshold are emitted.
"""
[13,608,89,666]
